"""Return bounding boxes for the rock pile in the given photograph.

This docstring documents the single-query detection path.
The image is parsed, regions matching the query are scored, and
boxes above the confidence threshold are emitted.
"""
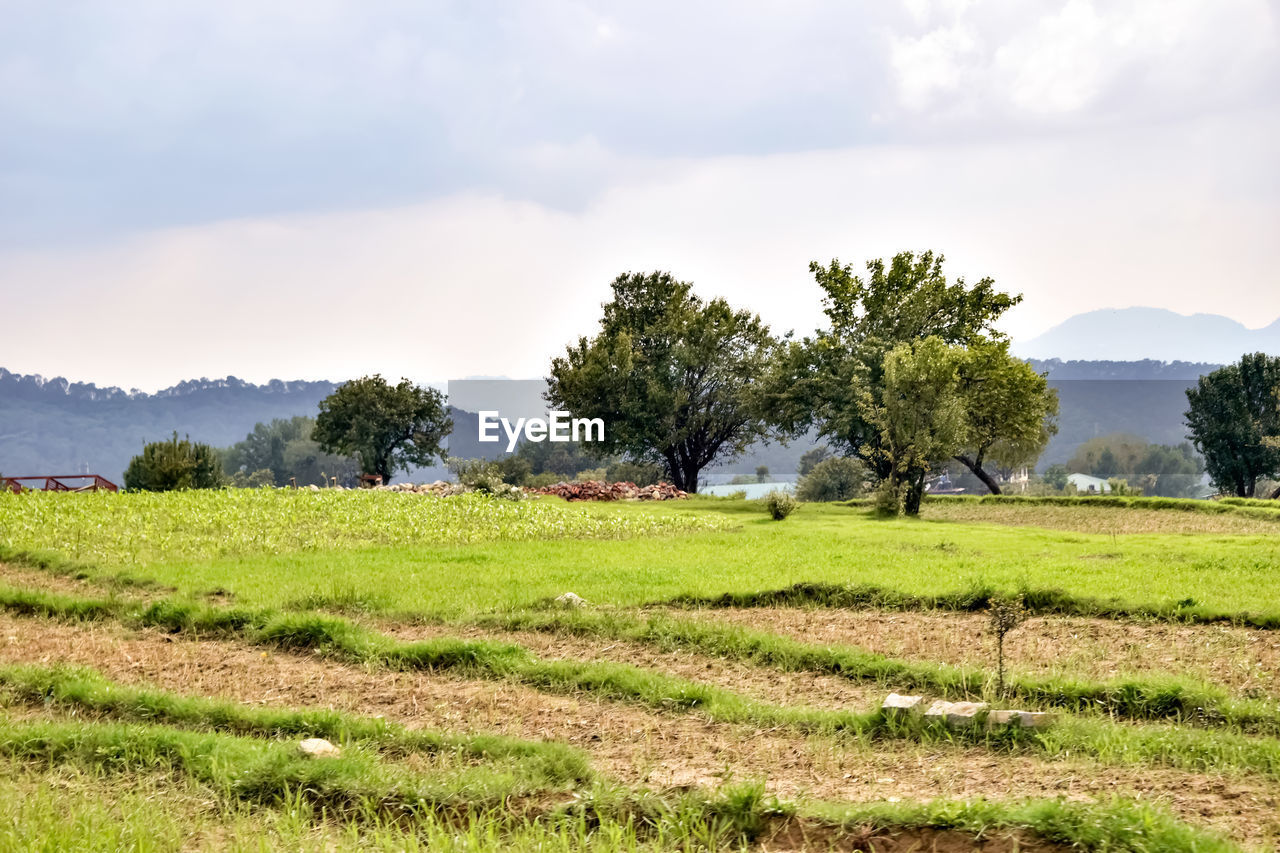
[880,693,1055,731]
[529,480,688,501]
[377,481,468,496]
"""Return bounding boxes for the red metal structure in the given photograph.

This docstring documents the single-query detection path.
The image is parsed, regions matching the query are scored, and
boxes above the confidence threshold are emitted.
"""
[1,475,119,494]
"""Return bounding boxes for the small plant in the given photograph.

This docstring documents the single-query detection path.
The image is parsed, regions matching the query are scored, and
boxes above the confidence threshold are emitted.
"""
[764,491,797,521]
[988,594,1028,698]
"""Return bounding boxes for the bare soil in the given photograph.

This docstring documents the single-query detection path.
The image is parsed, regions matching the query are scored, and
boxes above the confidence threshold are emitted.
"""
[675,607,1280,698]
[1,612,1276,847]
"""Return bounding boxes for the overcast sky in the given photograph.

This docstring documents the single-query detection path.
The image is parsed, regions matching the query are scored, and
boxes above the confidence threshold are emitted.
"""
[2,0,1277,390]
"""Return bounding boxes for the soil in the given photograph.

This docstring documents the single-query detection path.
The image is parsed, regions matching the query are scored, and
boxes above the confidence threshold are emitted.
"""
[1,612,1276,848]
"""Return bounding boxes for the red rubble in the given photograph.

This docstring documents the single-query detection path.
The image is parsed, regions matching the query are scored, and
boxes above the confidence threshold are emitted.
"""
[528,480,688,502]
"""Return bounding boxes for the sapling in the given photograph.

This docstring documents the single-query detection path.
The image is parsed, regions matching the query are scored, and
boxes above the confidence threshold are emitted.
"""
[988,595,1028,698]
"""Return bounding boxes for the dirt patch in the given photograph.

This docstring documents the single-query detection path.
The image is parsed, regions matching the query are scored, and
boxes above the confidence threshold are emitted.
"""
[761,820,1059,853]
[677,607,1280,699]
[0,563,109,597]
[919,503,1280,536]
[378,621,882,712]
[0,613,1276,847]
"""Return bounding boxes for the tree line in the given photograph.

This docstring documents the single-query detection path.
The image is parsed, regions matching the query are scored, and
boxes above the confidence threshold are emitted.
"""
[122,251,1280,510]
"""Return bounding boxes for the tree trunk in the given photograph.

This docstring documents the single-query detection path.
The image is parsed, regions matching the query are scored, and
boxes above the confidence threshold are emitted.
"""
[902,471,927,515]
[1269,483,1280,500]
[954,454,1002,495]
[681,461,701,494]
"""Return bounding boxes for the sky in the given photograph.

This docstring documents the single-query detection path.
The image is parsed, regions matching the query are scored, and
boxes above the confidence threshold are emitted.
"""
[1,0,1277,391]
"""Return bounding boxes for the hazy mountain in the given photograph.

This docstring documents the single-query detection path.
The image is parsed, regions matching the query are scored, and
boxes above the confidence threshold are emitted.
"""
[1015,308,1280,362]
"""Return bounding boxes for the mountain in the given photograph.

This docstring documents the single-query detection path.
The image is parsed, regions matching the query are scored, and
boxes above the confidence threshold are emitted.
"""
[1015,308,1280,363]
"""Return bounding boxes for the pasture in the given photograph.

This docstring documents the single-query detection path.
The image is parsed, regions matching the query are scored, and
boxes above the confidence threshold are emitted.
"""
[2,489,1279,850]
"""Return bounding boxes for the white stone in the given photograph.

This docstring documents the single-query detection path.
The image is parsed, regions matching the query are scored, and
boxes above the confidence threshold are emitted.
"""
[881,693,924,719]
[298,737,340,758]
[554,592,587,608]
[923,700,988,728]
[986,709,1056,729]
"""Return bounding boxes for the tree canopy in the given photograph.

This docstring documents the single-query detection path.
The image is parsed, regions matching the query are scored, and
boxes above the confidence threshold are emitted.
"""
[1066,433,1204,497]
[313,376,451,484]
[546,271,778,492]
[222,416,360,487]
[1185,353,1280,498]
[768,251,1031,512]
[123,433,225,491]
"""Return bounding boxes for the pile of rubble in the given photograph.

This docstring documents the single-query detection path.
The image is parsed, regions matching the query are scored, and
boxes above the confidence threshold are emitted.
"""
[529,480,688,502]
[377,480,468,496]
[881,693,1055,730]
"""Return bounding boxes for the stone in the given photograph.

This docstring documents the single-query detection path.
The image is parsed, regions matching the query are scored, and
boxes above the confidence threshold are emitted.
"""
[986,709,1056,729]
[298,737,340,758]
[554,592,588,608]
[881,693,924,719]
[923,700,988,728]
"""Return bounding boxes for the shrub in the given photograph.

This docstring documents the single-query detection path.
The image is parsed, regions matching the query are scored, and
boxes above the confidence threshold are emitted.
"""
[447,459,524,499]
[764,491,797,520]
[796,457,869,502]
[124,433,226,492]
[605,461,663,486]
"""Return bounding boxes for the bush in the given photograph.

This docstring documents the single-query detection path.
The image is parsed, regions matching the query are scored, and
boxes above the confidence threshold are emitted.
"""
[605,461,663,486]
[446,459,524,499]
[796,457,869,502]
[124,433,226,492]
[764,491,797,520]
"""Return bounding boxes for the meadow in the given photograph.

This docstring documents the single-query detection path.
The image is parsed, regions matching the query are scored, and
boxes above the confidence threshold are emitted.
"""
[2,488,1280,850]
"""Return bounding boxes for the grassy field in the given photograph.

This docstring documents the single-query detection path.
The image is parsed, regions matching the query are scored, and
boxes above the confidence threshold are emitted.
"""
[2,489,1280,850]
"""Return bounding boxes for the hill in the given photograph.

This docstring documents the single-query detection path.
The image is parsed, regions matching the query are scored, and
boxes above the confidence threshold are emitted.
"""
[1016,308,1280,363]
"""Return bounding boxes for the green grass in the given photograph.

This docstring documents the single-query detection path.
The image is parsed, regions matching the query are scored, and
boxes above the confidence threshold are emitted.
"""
[0,663,592,784]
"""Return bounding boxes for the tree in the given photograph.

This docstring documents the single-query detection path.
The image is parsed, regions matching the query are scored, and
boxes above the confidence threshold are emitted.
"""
[124,433,225,491]
[1066,433,1204,497]
[796,445,831,477]
[860,337,967,514]
[313,376,451,484]
[1041,463,1069,491]
[547,271,778,492]
[953,341,1058,494]
[795,456,868,501]
[1185,354,1280,497]
[768,251,1021,513]
[223,416,359,487]
[755,465,770,483]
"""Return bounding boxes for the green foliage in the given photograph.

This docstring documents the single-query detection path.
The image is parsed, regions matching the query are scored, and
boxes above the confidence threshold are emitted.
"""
[547,271,779,492]
[123,433,225,492]
[1040,463,1069,490]
[953,341,1058,494]
[754,465,769,482]
[513,438,603,479]
[763,491,797,521]
[861,337,967,515]
[447,459,525,498]
[795,456,868,502]
[1185,353,1280,497]
[604,460,663,486]
[222,416,360,488]
[796,445,831,477]
[313,375,451,484]
[1067,433,1204,498]
[768,251,1021,513]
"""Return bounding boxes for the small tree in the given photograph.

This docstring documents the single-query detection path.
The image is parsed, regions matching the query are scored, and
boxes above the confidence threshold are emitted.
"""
[796,445,831,477]
[1040,464,1069,491]
[755,465,770,483]
[124,433,225,491]
[795,456,868,502]
[313,375,451,484]
[988,595,1028,698]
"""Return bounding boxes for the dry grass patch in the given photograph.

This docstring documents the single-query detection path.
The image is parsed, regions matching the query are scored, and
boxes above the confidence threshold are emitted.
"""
[682,608,1280,699]
[1,613,1277,846]
[919,502,1280,536]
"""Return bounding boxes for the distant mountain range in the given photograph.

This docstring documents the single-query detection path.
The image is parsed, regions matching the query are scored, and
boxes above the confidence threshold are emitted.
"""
[1015,308,1280,363]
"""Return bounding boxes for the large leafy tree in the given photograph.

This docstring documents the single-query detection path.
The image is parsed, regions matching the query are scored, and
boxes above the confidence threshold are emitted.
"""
[313,376,451,485]
[954,341,1058,494]
[124,433,225,491]
[546,271,778,492]
[1185,353,1280,497]
[223,416,359,487]
[768,251,1022,513]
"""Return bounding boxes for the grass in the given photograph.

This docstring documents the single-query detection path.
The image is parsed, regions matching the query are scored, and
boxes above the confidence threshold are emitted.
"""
[7,588,1280,785]
[0,663,592,784]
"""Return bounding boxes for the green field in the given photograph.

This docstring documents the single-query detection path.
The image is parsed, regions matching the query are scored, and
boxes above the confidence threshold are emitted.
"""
[2,489,1280,850]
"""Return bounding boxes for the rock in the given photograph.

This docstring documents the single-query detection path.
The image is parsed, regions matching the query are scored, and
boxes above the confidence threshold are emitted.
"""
[307,484,321,491]
[881,693,924,719]
[554,592,588,608]
[298,737,340,758]
[923,700,988,728]
[986,709,1056,729]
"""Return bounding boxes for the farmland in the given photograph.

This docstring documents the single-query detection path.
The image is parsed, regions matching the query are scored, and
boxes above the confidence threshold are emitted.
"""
[2,490,1280,850]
